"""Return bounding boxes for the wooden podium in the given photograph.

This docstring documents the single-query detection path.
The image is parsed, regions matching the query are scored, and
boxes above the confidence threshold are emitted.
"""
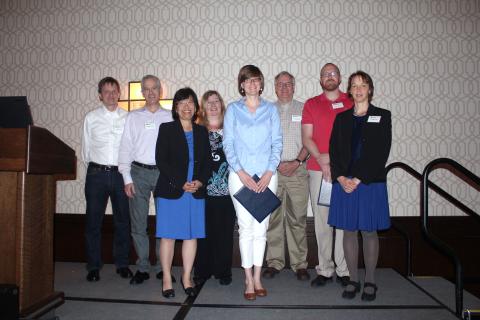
[0,126,76,318]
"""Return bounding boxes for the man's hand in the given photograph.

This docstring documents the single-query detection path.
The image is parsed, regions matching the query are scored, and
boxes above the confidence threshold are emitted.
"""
[320,164,331,182]
[316,154,331,182]
[278,161,300,177]
[124,183,135,198]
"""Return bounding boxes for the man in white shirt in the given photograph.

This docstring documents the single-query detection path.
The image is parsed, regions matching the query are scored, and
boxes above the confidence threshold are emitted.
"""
[82,77,132,282]
[263,72,310,281]
[118,75,173,285]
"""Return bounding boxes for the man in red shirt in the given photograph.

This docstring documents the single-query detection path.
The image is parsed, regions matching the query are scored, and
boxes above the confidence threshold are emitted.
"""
[302,63,353,287]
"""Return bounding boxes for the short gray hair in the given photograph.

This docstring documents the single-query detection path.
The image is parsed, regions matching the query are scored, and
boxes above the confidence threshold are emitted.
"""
[141,74,161,91]
[274,71,295,86]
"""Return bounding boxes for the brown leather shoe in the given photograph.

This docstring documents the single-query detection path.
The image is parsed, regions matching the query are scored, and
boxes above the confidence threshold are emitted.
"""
[262,267,280,279]
[295,268,310,281]
[254,288,267,297]
[244,292,256,300]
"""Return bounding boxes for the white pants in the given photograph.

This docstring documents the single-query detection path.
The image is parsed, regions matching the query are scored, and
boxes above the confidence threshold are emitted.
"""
[229,172,278,268]
[309,170,349,277]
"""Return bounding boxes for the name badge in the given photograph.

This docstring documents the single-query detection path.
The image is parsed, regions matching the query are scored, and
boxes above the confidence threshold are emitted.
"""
[367,116,381,123]
[291,115,302,122]
[332,102,344,109]
[144,121,155,129]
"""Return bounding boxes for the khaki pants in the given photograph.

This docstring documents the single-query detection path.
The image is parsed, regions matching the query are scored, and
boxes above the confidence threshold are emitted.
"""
[266,165,309,272]
[309,170,349,277]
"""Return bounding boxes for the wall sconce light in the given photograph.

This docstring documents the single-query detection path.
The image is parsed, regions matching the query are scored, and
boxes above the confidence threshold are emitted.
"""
[118,81,173,112]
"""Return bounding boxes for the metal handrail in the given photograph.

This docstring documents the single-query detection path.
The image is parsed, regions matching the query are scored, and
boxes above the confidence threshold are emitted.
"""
[386,161,448,277]
[421,158,480,317]
[385,162,417,277]
[387,162,479,218]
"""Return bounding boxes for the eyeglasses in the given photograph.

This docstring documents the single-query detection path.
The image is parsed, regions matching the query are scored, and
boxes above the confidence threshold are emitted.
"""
[276,82,293,89]
[320,71,339,78]
[244,77,261,85]
[206,100,221,107]
[177,100,194,108]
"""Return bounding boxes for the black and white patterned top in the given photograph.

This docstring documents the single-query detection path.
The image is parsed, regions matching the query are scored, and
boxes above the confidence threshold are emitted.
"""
[206,130,229,197]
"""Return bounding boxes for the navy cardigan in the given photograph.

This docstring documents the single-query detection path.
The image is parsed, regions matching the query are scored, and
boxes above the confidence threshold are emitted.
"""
[329,105,392,184]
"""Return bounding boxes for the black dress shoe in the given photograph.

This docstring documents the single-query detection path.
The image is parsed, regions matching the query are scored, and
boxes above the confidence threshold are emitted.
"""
[361,282,378,301]
[162,288,175,298]
[193,276,208,286]
[86,270,100,282]
[342,280,361,299]
[262,267,280,279]
[295,268,310,281]
[310,275,332,287]
[336,275,350,287]
[116,267,133,279]
[181,279,197,297]
[130,271,150,285]
[219,276,232,285]
[156,271,176,283]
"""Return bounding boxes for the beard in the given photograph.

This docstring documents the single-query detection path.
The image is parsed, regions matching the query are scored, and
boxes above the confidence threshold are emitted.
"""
[321,79,340,91]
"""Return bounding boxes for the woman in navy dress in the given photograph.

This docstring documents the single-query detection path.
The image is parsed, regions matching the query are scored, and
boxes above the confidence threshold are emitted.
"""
[328,71,392,301]
[154,87,211,298]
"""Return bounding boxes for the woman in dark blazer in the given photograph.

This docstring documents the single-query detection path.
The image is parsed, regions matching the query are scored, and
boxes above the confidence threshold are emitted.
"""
[328,71,392,302]
[154,87,211,298]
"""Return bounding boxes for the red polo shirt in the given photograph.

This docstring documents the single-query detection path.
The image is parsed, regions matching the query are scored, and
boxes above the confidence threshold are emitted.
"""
[301,92,353,171]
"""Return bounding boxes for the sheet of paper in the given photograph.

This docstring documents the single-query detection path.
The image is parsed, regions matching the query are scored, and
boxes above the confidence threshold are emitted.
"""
[317,179,332,207]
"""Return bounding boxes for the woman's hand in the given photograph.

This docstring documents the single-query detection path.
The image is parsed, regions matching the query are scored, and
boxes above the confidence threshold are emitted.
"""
[182,180,203,193]
[237,170,257,191]
[337,176,358,193]
[191,180,203,193]
[352,177,361,186]
[257,170,273,193]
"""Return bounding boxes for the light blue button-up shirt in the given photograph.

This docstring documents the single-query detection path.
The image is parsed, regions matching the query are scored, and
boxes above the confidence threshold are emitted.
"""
[223,97,283,177]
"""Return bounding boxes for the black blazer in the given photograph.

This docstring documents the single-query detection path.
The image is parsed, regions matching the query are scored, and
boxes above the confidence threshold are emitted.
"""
[154,120,212,199]
[329,105,392,184]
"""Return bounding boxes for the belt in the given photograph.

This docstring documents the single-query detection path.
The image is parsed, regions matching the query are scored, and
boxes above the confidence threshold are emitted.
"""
[89,162,118,171]
[132,161,157,170]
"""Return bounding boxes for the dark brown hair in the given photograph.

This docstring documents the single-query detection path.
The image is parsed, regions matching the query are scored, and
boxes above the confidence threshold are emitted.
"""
[237,65,264,96]
[347,70,374,102]
[98,77,120,94]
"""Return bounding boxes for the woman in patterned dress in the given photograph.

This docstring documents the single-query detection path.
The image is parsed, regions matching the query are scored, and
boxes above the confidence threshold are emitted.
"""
[194,90,236,286]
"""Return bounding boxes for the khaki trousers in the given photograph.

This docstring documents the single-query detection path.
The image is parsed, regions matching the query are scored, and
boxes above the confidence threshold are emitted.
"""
[266,165,309,272]
[309,170,349,277]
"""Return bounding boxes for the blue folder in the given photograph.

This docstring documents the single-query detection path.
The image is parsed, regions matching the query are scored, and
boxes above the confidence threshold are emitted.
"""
[233,174,281,223]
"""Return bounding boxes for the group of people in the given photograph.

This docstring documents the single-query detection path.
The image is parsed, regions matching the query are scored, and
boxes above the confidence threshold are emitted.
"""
[81,63,392,302]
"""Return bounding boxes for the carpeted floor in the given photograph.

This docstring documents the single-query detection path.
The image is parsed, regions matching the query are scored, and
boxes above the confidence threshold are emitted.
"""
[53,262,478,320]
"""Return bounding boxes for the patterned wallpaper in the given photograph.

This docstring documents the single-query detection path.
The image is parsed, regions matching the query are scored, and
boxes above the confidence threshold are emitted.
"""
[0,0,478,216]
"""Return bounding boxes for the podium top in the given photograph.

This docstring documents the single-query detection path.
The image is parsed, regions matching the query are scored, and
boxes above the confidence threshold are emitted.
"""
[0,126,76,176]
[0,96,33,128]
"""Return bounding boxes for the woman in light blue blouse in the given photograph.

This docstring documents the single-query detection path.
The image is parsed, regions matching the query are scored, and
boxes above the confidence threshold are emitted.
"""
[223,65,283,301]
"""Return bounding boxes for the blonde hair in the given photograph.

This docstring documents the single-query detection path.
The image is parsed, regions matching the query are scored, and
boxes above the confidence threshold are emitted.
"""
[198,90,226,129]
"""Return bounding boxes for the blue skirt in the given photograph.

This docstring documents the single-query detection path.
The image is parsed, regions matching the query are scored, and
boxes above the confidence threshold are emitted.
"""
[328,181,390,232]
[155,194,205,240]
